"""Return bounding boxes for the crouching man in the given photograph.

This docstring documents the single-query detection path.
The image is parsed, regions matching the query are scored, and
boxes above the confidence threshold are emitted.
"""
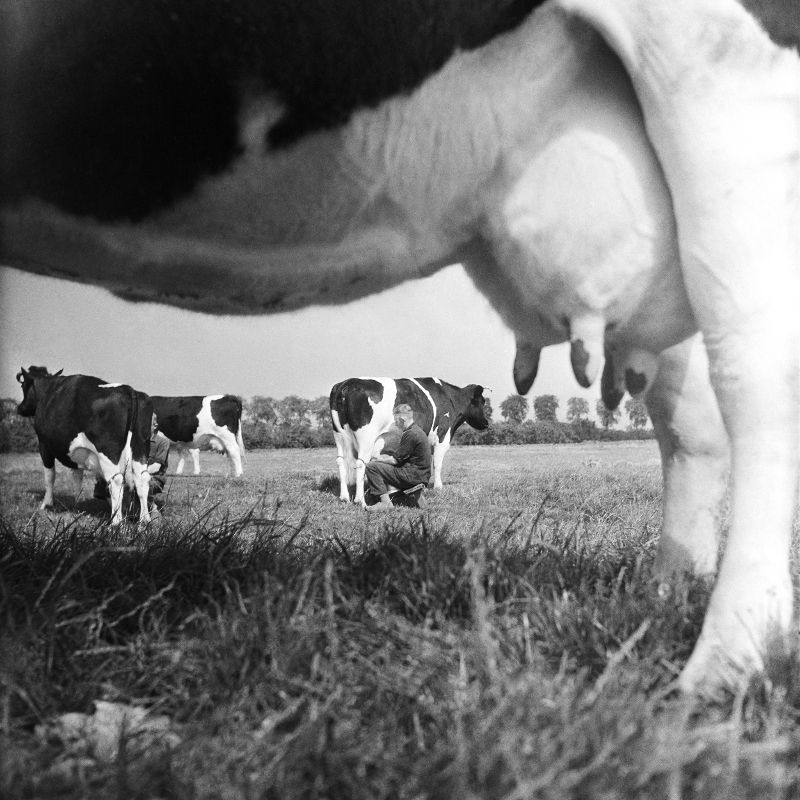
[365,404,431,512]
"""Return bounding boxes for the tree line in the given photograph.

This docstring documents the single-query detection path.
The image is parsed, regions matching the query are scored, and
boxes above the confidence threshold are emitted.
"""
[0,393,651,453]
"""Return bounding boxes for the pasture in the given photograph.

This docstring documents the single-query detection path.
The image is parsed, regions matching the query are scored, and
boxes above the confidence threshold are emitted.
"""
[2,442,799,799]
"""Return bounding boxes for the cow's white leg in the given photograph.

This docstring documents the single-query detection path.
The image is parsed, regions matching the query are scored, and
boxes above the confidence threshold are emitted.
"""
[209,432,242,477]
[431,433,451,491]
[174,448,185,475]
[646,336,729,579]
[190,448,201,475]
[41,465,55,509]
[562,0,800,691]
[107,472,125,526]
[353,457,368,506]
[70,467,84,502]
[130,461,151,525]
[332,430,352,502]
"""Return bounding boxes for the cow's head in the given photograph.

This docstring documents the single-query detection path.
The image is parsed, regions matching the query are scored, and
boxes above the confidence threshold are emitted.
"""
[16,366,61,416]
[462,385,490,431]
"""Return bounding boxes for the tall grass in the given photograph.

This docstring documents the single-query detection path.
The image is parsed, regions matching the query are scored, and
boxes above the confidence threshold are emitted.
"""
[1,445,799,799]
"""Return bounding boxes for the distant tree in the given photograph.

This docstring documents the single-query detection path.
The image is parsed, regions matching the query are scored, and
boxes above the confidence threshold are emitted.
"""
[246,395,277,425]
[499,394,529,425]
[533,394,559,422]
[482,396,494,422]
[566,396,589,424]
[309,395,332,429]
[625,396,649,429]
[276,395,310,425]
[596,399,621,429]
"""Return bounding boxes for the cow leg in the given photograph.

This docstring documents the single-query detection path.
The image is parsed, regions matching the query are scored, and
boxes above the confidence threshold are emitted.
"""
[41,465,56,509]
[332,430,352,502]
[70,468,84,502]
[175,448,186,475]
[190,448,201,475]
[645,336,729,580]
[431,433,451,491]
[107,472,125,526]
[130,461,151,525]
[562,0,800,691]
[215,433,243,478]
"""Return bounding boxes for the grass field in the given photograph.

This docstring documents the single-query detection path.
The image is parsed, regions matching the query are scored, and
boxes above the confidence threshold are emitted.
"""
[2,441,799,799]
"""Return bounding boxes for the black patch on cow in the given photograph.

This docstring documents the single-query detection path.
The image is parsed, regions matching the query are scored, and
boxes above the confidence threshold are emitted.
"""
[570,340,592,389]
[151,396,204,443]
[210,395,243,435]
[601,354,624,410]
[2,0,545,221]
[17,368,145,468]
[330,379,384,431]
[624,368,648,397]
[394,379,436,435]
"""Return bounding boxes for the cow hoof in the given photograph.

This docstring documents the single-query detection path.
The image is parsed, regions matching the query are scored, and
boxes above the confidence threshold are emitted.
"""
[678,569,793,697]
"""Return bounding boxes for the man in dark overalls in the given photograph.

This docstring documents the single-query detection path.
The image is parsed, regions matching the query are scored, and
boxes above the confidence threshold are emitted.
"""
[365,403,431,512]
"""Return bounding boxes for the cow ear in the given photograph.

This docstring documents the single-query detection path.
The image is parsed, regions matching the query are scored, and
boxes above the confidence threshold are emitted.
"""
[16,368,26,383]
[53,368,64,376]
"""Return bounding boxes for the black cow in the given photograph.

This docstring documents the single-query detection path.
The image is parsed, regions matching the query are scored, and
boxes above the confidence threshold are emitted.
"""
[16,366,153,525]
[151,394,244,476]
[330,377,488,503]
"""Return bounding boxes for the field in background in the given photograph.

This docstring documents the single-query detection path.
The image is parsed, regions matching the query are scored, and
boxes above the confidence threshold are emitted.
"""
[2,442,800,799]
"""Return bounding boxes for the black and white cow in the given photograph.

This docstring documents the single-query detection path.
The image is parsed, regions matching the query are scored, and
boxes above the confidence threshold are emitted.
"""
[151,394,245,477]
[2,0,798,693]
[330,378,489,504]
[16,367,153,526]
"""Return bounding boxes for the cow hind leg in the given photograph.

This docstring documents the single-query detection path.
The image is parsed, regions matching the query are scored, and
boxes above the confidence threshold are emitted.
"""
[107,472,126,526]
[214,432,243,477]
[41,465,56,509]
[130,461,151,525]
[190,448,201,475]
[431,436,451,491]
[562,0,800,693]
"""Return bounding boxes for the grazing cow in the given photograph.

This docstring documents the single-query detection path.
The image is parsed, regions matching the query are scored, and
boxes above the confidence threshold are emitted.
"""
[15,367,153,526]
[1,1,798,693]
[151,395,245,477]
[330,378,489,504]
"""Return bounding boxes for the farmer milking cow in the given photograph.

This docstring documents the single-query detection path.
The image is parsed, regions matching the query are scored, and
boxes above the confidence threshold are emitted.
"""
[2,0,798,694]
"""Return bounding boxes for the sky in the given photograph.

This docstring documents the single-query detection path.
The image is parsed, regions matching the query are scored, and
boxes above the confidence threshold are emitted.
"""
[0,263,602,418]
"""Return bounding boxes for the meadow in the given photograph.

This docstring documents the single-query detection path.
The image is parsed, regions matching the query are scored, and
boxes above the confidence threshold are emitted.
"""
[1,442,799,799]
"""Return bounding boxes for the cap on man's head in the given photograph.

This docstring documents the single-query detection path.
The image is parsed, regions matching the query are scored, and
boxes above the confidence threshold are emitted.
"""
[393,403,413,415]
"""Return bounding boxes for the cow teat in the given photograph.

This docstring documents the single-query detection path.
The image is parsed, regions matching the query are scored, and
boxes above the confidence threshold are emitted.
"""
[568,314,604,388]
[513,340,542,394]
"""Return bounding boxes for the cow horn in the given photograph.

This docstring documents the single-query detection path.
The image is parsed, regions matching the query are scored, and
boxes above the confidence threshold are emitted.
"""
[513,341,541,395]
[569,314,605,388]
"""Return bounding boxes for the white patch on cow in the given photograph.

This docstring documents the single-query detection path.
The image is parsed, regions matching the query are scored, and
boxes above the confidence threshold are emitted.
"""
[98,383,122,388]
[408,378,437,439]
[166,395,244,477]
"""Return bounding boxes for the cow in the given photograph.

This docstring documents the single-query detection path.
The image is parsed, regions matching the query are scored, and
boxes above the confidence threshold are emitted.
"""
[15,367,153,526]
[150,394,245,477]
[1,0,798,694]
[330,378,489,504]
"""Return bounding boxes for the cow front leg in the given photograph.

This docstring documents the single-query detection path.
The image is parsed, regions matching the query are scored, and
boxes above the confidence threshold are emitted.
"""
[353,458,368,506]
[645,336,728,580]
[190,448,201,475]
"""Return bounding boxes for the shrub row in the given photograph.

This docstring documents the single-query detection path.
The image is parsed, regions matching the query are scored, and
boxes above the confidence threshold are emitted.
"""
[0,416,651,454]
